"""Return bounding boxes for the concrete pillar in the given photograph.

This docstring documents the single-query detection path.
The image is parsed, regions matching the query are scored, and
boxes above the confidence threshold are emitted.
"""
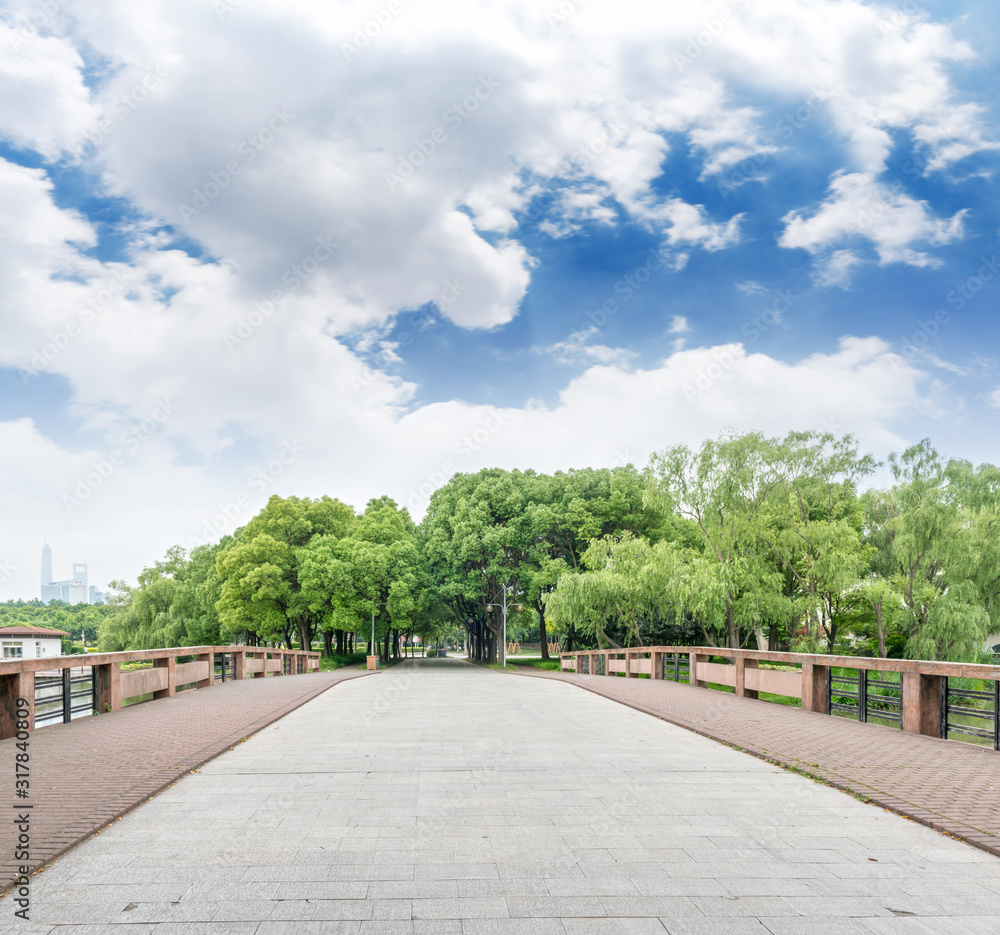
[196,652,213,689]
[691,653,709,688]
[802,662,828,713]
[0,670,34,739]
[902,672,944,737]
[153,656,176,699]
[735,654,759,699]
[651,650,662,680]
[95,662,121,714]
[234,651,246,680]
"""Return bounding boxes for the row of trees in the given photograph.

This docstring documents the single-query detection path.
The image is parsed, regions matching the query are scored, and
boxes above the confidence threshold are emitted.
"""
[0,600,111,649]
[94,432,1000,663]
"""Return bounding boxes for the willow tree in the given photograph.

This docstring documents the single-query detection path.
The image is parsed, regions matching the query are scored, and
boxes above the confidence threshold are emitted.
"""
[645,432,788,648]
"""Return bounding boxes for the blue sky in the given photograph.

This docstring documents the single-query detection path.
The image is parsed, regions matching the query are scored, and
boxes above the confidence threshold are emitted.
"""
[2,0,1000,599]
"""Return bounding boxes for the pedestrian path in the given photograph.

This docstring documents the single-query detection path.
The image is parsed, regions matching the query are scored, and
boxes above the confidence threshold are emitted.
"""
[8,658,1000,932]
[0,667,371,894]
[517,666,1000,858]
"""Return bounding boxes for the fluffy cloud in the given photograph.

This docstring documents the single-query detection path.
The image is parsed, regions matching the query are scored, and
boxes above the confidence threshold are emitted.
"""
[780,172,967,285]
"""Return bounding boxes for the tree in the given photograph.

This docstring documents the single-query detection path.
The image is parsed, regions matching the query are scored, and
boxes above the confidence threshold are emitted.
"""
[645,432,788,648]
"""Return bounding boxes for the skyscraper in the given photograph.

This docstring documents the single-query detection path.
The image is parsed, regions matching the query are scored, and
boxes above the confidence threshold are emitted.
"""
[41,548,100,605]
[41,542,52,593]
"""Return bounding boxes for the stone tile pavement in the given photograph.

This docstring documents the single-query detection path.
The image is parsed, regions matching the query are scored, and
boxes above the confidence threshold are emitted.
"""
[0,667,372,895]
[3,658,998,932]
[515,667,1000,858]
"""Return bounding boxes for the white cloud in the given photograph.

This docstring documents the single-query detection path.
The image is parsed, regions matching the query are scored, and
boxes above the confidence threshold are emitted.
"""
[988,387,1000,409]
[668,315,690,334]
[780,172,967,284]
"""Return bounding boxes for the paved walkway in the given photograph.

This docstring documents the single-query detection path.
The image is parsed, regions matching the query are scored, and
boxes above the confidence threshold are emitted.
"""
[515,667,1000,858]
[7,658,1000,933]
[0,668,371,895]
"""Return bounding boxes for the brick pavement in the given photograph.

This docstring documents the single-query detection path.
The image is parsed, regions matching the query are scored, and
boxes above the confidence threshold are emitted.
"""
[0,668,372,894]
[515,667,1000,858]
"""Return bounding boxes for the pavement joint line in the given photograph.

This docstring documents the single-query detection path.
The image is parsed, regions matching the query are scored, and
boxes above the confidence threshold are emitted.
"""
[509,665,1000,861]
[0,667,378,896]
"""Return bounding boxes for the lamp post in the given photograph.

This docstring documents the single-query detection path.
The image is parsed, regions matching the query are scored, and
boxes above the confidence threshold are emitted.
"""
[487,584,515,668]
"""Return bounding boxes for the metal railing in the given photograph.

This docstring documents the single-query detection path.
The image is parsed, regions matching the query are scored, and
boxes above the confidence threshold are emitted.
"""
[560,646,1000,749]
[0,644,322,740]
[33,667,96,728]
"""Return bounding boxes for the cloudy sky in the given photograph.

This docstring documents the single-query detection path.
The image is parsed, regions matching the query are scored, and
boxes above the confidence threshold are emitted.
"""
[2,0,999,600]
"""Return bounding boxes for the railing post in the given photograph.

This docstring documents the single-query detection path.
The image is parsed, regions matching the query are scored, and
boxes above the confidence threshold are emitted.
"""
[153,656,176,699]
[691,653,708,688]
[801,662,828,713]
[734,654,758,699]
[651,650,662,680]
[0,670,34,738]
[234,650,247,680]
[62,667,72,723]
[95,662,121,714]
[902,671,945,737]
[196,651,213,689]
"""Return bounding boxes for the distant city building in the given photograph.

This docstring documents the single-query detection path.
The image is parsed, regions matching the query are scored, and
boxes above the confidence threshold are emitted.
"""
[40,548,103,605]
[0,624,68,659]
[41,542,52,593]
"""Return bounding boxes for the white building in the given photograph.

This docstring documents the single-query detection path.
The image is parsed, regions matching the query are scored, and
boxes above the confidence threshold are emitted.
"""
[0,625,69,660]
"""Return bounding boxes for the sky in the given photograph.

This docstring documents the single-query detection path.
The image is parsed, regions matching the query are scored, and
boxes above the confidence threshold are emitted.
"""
[2,0,1000,601]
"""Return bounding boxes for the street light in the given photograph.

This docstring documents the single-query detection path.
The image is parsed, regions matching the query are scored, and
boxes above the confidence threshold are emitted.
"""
[487,583,516,667]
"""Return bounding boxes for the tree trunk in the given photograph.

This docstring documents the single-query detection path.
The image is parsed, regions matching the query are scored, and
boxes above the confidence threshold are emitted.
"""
[725,603,738,649]
[323,629,334,657]
[875,604,886,658]
[537,600,550,660]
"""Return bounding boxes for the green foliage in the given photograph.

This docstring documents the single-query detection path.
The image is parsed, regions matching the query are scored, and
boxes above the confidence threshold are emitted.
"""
[91,431,1000,664]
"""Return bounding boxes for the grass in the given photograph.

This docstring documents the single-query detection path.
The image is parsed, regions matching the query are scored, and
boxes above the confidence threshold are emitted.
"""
[510,659,561,671]
[320,652,369,671]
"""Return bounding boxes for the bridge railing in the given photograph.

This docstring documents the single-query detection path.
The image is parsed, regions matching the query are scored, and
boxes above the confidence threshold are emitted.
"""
[0,645,321,739]
[560,646,1000,749]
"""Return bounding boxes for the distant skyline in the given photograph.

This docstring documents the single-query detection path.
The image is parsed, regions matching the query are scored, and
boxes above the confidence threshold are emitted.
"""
[3,0,1000,600]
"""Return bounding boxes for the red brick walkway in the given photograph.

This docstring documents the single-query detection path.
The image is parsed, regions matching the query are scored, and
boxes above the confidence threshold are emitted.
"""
[517,667,1000,858]
[0,669,371,894]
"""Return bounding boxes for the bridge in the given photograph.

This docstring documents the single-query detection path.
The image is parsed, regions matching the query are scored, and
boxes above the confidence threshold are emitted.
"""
[1,648,999,930]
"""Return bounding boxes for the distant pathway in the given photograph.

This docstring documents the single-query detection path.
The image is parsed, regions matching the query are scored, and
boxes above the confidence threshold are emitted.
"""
[515,665,1000,857]
[0,668,371,893]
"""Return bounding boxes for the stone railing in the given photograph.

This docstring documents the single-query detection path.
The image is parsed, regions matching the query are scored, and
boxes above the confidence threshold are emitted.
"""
[561,646,1000,748]
[0,645,321,739]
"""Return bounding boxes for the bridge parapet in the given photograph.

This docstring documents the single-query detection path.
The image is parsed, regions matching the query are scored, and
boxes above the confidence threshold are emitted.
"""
[561,646,1000,749]
[0,645,321,739]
